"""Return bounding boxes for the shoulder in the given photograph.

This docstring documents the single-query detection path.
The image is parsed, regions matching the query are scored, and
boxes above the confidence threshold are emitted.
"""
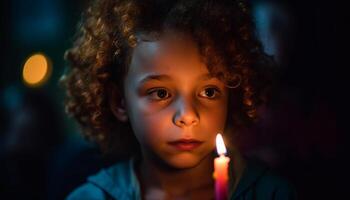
[232,159,297,200]
[65,183,106,200]
[255,169,297,200]
[65,159,140,200]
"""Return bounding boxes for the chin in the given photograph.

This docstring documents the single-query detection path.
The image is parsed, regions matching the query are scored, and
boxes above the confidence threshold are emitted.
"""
[166,153,204,169]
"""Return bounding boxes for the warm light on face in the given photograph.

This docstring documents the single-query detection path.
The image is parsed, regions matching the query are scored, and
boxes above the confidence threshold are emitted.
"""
[22,53,51,87]
[216,133,227,155]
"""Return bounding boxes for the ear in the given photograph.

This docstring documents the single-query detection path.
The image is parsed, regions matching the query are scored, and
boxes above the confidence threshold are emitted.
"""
[109,84,128,122]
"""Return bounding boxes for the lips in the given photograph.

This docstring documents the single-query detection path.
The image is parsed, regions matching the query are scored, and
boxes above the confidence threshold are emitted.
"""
[168,139,203,151]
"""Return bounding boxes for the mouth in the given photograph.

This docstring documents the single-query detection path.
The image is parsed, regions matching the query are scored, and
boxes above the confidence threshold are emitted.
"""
[168,139,203,151]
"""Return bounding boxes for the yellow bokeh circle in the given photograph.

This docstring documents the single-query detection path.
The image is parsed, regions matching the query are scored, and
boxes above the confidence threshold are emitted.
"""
[22,53,52,87]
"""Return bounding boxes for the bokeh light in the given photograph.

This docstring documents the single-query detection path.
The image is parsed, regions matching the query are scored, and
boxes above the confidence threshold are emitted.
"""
[22,53,52,87]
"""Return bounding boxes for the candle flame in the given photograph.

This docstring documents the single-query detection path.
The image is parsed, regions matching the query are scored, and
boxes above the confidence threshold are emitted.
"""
[216,133,227,155]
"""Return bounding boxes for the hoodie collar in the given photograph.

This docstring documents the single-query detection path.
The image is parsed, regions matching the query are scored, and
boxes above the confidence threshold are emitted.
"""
[87,154,268,200]
[87,159,141,200]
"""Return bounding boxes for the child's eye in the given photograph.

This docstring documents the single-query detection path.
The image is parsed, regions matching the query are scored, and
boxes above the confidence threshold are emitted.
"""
[199,87,221,99]
[147,88,171,100]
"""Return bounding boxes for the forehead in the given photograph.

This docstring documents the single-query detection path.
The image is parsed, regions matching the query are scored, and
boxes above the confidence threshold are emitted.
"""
[128,31,209,78]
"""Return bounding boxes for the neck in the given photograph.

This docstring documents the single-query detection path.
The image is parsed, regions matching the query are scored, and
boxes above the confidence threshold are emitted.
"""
[136,152,215,198]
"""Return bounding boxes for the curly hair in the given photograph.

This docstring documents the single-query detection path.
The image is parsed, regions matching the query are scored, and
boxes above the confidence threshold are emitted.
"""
[61,0,275,157]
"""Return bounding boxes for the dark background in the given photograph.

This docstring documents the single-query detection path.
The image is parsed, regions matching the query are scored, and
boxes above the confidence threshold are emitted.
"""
[0,0,347,199]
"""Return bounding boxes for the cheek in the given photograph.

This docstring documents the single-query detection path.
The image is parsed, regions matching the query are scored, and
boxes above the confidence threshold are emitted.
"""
[126,98,173,143]
[202,108,227,133]
[200,98,228,130]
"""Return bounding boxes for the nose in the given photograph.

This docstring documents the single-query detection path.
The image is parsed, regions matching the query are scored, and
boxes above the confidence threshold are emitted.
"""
[173,97,199,127]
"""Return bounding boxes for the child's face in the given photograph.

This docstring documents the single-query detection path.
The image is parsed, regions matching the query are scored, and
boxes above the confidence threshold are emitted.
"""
[123,31,229,169]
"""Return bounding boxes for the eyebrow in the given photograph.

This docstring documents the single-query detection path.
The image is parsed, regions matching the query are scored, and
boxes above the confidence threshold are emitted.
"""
[137,74,172,85]
[138,73,216,84]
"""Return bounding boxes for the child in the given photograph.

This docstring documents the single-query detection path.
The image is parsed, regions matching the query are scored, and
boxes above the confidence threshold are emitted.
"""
[62,0,296,199]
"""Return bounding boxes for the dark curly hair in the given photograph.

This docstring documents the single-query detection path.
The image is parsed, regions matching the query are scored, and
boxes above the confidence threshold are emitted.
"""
[61,0,275,158]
